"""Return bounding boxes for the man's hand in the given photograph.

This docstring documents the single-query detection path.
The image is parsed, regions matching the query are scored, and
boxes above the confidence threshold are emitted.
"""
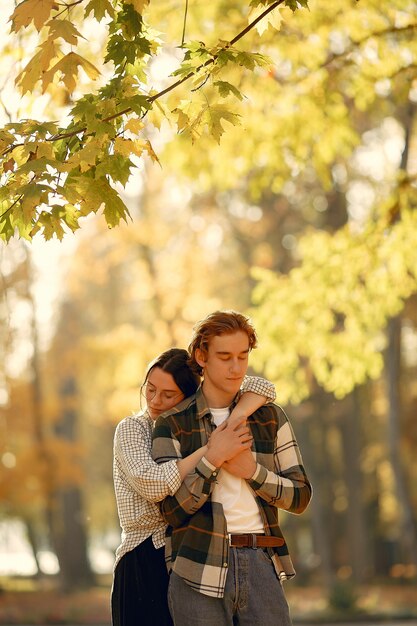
[222,448,257,479]
[205,422,253,468]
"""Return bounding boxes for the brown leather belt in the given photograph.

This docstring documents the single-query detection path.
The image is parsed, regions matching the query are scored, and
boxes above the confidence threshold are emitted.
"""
[229,534,284,548]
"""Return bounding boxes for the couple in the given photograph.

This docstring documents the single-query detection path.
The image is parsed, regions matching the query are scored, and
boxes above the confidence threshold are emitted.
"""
[112,310,312,625]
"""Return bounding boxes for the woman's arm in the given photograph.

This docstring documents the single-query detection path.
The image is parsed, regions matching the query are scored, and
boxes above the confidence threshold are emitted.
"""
[116,417,209,499]
[177,378,275,477]
[176,446,208,480]
[114,417,182,502]
[240,375,276,403]
[153,417,252,528]
[229,392,268,429]
[228,376,276,429]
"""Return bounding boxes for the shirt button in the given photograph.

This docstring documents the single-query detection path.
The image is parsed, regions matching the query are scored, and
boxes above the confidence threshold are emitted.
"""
[223,562,227,567]
[213,471,218,476]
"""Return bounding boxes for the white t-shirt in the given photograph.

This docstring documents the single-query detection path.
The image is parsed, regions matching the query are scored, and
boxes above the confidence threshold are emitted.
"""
[210,407,264,534]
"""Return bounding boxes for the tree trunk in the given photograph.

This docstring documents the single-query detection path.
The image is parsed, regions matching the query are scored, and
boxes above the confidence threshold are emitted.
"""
[23,517,42,576]
[51,376,95,590]
[299,396,336,587]
[339,388,372,582]
[385,316,417,566]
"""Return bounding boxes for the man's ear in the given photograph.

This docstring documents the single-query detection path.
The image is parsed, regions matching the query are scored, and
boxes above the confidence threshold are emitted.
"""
[195,348,207,369]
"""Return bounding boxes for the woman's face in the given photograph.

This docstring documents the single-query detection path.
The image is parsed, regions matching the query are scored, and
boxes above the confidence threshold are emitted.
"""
[144,367,185,420]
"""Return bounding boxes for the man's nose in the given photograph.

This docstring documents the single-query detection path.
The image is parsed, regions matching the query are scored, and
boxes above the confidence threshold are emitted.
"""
[229,359,242,374]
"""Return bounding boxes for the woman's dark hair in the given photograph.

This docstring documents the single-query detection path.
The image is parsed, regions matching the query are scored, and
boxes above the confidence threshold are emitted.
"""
[144,348,200,398]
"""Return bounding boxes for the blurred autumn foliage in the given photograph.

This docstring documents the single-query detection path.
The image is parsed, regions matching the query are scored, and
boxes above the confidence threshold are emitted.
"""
[1,0,417,617]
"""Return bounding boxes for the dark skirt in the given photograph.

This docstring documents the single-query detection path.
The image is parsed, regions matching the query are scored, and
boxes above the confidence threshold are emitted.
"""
[111,536,173,626]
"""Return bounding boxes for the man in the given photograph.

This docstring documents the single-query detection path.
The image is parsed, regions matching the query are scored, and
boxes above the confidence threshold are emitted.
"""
[152,310,312,625]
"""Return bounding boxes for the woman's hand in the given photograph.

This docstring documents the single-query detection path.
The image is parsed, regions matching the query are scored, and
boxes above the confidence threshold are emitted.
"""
[205,421,253,468]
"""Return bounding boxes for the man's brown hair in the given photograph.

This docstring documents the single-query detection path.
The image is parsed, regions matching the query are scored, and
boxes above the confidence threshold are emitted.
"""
[188,310,258,376]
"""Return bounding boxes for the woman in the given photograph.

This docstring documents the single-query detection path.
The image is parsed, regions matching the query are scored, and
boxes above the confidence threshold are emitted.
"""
[112,348,275,626]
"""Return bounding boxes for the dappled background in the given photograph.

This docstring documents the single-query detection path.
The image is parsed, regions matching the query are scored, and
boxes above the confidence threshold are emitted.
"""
[1,0,417,622]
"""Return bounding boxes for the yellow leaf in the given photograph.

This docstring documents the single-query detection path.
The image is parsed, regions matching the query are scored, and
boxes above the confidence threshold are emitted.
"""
[21,186,44,222]
[114,138,131,157]
[248,4,282,36]
[42,52,100,93]
[123,0,149,14]
[11,0,56,32]
[132,140,147,157]
[65,139,101,172]
[36,142,55,160]
[47,19,84,45]
[16,39,60,94]
[173,108,190,132]
[114,137,149,158]
[148,99,170,130]
[125,118,145,135]
[144,140,160,164]
[77,54,101,81]
[0,130,15,154]
[10,146,27,167]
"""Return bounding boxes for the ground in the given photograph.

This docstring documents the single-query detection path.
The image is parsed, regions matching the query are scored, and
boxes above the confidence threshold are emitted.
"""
[0,578,416,624]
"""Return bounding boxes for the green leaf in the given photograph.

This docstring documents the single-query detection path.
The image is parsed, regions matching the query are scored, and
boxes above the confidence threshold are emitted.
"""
[18,182,50,223]
[213,81,244,100]
[84,0,115,20]
[0,212,15,241]
[37,209,66,240]
[206,105,241,143]
[17,156,56,176]
[91,178,131,227]
[284,0,309,10]
[95,154,134,185]
[117,94,150,116]
[47,19,84,45]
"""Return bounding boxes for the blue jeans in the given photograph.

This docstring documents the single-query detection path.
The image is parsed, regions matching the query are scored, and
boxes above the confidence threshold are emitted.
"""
[167,547,292,626]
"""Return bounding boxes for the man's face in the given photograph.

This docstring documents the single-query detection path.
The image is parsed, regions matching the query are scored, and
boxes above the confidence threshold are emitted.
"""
[196,330,250,406]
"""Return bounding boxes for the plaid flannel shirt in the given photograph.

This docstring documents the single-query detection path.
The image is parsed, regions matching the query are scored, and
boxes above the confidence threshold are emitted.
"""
[113,376,276,570]
[152,387,312,598]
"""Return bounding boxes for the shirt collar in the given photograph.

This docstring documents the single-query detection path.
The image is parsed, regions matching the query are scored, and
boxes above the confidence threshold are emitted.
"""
[195,386,212,420]
[195,385,238,419]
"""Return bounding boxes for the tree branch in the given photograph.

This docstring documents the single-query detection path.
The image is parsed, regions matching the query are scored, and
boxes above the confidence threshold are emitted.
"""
[321,22,417,69]
[3,0,285,152]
